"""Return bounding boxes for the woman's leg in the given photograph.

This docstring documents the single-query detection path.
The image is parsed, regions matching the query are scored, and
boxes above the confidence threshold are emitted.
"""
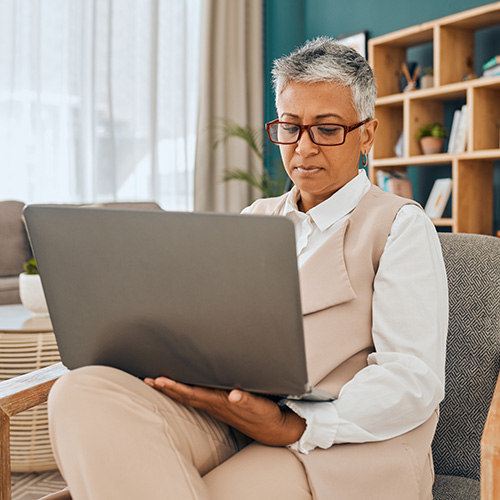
[48,365,249,500]
[204,442,313,500]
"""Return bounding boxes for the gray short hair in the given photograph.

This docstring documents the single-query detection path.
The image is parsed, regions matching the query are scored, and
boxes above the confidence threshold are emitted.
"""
[272,37,377,121]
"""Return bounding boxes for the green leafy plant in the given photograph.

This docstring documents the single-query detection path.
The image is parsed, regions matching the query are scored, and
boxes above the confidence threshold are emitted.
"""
[23,257,39,275]
[214,119,288,198]
[424,66,434,76]
[417,122,447,140]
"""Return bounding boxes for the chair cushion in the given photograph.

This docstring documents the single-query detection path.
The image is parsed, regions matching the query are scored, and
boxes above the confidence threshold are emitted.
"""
[0,200,32,278]
[433,474,479,500]
[0,276,21,304]
[433,234,500,480]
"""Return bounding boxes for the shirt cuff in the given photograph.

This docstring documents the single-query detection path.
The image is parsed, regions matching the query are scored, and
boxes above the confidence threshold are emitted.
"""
[284,400,339,454]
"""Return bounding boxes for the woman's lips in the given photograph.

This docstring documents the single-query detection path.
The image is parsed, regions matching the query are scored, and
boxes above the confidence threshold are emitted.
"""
[295,166,323,174]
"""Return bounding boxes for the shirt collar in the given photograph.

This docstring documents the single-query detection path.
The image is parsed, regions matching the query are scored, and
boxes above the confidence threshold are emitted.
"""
[283,169,372,231]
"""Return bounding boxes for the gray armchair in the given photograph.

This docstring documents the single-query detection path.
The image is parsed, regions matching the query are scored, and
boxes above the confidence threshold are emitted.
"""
[432,233,500,500]
[1,233,500,500]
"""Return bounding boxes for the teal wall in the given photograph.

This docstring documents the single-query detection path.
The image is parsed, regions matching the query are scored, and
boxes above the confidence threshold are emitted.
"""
[264,0,500,233]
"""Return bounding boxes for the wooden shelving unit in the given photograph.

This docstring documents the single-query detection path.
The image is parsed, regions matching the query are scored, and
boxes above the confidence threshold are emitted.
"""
[368,2,500,234]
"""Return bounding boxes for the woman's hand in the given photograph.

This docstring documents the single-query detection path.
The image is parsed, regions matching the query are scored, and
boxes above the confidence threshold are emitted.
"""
[143,376,306,446]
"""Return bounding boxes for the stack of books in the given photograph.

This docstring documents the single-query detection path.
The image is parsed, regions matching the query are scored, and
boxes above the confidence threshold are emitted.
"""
[447,104,468,154]
[376,170,413,199]
[482,55,500,78]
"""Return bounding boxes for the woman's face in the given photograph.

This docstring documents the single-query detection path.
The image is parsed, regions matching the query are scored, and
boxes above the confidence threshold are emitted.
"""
[276,81,377,212]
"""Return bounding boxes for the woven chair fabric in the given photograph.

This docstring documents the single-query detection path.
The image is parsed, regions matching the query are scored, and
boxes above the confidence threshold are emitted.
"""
[432,233,500,480]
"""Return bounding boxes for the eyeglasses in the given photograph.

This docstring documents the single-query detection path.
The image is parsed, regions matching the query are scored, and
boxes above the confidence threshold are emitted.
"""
[265,118,371,146]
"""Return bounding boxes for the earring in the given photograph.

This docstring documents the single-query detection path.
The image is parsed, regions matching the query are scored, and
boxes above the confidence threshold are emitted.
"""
[361,154,368,167]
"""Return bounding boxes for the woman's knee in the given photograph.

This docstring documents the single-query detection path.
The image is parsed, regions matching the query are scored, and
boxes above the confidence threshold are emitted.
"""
[48,365,136,418]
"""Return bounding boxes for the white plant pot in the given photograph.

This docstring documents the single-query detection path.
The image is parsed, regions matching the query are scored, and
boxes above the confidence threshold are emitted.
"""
[19,273,49,315]
[420,74,434,89]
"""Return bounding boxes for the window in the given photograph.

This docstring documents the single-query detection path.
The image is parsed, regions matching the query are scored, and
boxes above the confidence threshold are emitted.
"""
[0,0,201,210]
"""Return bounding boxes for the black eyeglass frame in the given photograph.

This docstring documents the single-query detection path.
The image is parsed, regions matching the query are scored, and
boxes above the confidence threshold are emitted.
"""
[265,118,371,146]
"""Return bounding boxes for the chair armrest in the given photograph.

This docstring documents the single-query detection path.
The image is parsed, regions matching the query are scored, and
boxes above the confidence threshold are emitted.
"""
[0,362,68,418]
[0,362,68,500]
[481,369,500,499]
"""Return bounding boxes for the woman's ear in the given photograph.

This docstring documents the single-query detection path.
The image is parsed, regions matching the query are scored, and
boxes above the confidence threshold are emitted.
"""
[361,118,378,154]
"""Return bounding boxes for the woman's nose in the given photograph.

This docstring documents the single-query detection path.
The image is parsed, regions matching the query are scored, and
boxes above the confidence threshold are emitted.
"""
[295,129,320,157]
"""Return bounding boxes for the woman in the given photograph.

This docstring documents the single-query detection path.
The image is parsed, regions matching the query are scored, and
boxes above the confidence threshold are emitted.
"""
[48,37,447,500]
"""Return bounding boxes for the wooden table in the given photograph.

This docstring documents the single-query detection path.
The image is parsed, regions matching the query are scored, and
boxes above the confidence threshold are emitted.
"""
[0,304,61,472]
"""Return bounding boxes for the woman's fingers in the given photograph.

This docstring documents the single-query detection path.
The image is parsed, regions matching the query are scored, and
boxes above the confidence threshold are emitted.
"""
[143,376,305,446]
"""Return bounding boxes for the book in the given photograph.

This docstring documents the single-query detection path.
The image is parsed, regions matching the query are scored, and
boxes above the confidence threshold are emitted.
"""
[453,104,468,154]
[386,178,413,199]
[483,65,500,78]
[447,109,461,153]
[376,170,392,191]
[425,178,453,219]
[482,55,500,71]
[376,170,413,199]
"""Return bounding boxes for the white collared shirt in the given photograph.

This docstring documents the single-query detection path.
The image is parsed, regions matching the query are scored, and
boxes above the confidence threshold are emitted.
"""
[243,170,448,453]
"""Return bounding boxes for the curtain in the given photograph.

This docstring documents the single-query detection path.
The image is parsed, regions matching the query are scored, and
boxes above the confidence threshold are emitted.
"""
[0,0,201,211]
[194,0,263,213]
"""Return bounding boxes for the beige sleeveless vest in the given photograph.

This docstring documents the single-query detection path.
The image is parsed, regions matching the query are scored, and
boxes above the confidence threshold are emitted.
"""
[246,185,437,500]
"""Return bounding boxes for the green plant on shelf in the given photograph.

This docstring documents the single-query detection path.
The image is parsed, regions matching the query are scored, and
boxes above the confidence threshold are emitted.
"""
[417,122,447,140]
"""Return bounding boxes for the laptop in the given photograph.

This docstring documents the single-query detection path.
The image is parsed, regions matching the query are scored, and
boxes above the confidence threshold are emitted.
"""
[23,205,335,402]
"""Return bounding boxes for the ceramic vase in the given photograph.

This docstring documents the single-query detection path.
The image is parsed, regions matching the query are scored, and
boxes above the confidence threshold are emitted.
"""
[419,137,444,155]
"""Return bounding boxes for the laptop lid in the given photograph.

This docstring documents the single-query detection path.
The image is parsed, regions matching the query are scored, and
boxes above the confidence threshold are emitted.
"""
[23,205,311,398]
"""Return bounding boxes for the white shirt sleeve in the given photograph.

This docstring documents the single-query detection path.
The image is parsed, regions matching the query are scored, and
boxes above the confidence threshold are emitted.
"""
[286,204,448,453]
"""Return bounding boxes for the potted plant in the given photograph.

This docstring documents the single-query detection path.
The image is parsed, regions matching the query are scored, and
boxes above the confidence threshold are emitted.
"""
[417,122,447,155]
[19,257,49,315]
[215,119,288,198]
[421,67,434,89]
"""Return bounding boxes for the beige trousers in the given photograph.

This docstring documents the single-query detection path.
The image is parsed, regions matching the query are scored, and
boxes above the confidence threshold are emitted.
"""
[47,366,313,500]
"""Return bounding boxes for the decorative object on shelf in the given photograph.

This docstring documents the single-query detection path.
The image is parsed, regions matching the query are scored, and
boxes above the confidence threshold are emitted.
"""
[424,178,453,219]
[337,30,368,59]
[19,258,48,315]
[376,170,413,199]
[462,71,478,81]
[417,123,447,155]
[400,62,420,92]
[394,131,404,157]
[420,67,434,89]
[462,56,477,81]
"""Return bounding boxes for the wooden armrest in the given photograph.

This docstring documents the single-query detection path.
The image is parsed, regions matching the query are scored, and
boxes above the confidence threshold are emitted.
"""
[481,369,500,500]
[0,362,68,418]
[0,362,68,500]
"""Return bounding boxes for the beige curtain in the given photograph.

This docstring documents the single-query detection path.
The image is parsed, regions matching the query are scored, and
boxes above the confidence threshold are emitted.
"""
[194,0,264,213]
